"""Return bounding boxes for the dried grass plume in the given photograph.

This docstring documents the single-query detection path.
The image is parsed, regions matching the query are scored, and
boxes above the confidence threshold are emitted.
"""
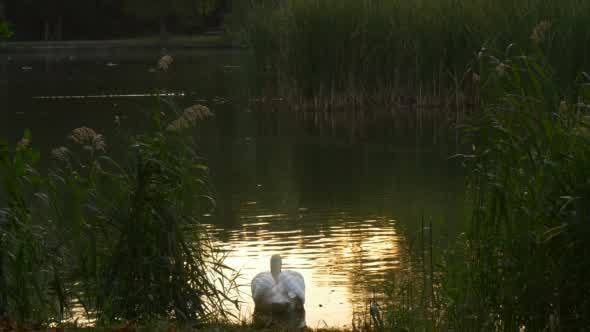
[158,55,174,71]
[167,105,214,132]
[69,127,106,152]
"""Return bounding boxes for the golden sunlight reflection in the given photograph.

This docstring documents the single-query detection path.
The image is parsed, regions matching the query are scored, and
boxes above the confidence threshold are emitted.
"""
[206,207,402,328]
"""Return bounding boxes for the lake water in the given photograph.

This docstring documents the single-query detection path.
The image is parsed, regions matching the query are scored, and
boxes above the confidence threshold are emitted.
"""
[0,48,465,328]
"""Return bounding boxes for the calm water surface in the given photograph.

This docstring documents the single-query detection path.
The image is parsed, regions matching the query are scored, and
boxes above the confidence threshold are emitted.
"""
[0,48,465,328]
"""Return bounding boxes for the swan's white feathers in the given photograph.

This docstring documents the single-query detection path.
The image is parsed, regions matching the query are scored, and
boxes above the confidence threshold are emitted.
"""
[279,270,305,304]
[251,272,274,303]
[251,270,305,309]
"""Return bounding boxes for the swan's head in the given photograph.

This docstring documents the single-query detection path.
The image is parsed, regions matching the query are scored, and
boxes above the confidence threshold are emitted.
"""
[270,254,282,281]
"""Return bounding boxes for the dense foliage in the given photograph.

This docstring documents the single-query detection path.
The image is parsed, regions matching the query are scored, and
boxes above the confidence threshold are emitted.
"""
[0,105,237,327]
[353,23,590,332]
[1,0,229,40]
[449,47,590,331]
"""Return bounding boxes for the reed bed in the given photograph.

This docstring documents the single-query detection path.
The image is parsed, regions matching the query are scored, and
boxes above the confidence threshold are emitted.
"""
[342,25,590,331]
[231,0,590,108]
[448,46,590,330]
[384,42,590,332]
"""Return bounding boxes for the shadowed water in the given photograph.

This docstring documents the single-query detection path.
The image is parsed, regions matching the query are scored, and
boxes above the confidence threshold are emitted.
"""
[0,49,465,328]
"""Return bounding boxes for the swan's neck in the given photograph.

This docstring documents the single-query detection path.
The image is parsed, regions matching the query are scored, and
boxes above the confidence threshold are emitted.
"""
[271,270,281,283]
[270,255,282,283]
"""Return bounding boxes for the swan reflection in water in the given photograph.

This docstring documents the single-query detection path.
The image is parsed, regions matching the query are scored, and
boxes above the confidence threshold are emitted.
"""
[251,254,306,329]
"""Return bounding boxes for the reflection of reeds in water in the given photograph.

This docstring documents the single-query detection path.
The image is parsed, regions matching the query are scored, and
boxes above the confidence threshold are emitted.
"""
[278,90,480,112]
[355,215,440,331]
[252,99,459,148]
[291,107,459,155]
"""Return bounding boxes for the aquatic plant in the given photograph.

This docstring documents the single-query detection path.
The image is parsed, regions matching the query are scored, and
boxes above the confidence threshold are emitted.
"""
[371,216,442,332]
[0,130,51,325]
[358,21,590,330]
[447,40,590,330]
[0,104,237,327]
[235,0,590,108]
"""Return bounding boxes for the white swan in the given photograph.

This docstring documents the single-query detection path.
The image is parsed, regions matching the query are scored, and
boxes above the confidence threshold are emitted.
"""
[251,254,305,313]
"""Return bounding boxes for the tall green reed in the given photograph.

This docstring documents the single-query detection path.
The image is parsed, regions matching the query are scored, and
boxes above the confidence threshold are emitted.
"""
[232,0,590,107]
[374,216,442,332]
[0,104,238,327]
[0,131,55,325]
[365,21,590,331]
[450,40,590,330]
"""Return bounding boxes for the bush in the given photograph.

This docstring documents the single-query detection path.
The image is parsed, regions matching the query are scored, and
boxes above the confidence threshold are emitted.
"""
[0,105,238,327]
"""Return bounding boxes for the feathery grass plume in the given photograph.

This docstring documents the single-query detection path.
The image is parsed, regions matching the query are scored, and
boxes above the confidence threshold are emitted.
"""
[50,146,70,161]
[167,105,213,131]
[183,104,214,121]
[158,55,174,71]
[530,20,552,45]
[16,138,30,151]
[68,127,106,152]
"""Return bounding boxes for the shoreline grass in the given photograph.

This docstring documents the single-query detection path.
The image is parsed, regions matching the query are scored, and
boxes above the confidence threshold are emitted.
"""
[0,104,238,328]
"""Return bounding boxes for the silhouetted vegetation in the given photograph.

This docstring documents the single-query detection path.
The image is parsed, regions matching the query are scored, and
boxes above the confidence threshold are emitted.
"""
[448,48,590,332]
[234,0,590,107]
[1,0,230,41]
[365,29,590,331]
[0,104,238,328]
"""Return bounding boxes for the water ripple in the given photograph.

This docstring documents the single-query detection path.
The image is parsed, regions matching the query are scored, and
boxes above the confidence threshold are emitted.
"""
[206,205,402,328]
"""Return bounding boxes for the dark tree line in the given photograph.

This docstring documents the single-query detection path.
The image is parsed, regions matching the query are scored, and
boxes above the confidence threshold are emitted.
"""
[1,0,232,41]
